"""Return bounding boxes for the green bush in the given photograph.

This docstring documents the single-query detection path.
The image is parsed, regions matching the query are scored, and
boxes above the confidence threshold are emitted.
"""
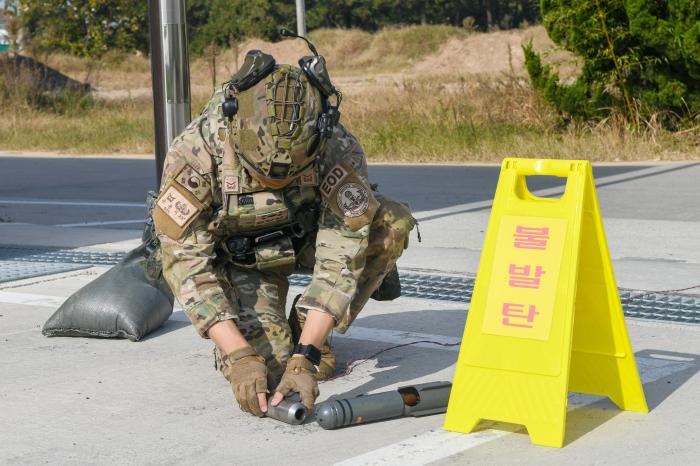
[525,0,700,128]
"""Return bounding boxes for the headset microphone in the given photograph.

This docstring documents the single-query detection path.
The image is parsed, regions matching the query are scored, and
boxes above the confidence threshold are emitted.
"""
[279,28,342,138]
[279,28,319,57]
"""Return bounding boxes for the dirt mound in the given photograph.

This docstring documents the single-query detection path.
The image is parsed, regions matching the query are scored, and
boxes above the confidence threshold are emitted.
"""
[412,29,529,76]
[224,38,310,70]
[411,26,577,78]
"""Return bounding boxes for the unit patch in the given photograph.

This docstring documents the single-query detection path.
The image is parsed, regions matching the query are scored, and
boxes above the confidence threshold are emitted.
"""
[337,183,369,217]
[319,162,379,231]
[320,164,349,196]
[223,175,240,193]
[156,186,198,227]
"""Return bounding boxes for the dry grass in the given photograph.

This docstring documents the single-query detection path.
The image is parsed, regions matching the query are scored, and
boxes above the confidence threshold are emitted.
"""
[2,71,697,160]
[0,26,697,160]
[344,75,700,162]
[0,100,154,154]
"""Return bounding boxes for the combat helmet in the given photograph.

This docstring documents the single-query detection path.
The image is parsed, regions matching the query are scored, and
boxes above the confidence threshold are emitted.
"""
[222,31,342,189]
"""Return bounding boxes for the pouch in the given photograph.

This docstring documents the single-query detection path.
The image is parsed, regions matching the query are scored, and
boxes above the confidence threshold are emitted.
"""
[254,236,296,271]
[226,191,290,231]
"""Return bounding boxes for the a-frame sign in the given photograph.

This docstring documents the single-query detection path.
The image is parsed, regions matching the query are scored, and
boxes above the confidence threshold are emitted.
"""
[444,158,647,447]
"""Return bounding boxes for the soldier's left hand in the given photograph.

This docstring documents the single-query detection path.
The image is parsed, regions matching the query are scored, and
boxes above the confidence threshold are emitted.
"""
[271,355,319,410]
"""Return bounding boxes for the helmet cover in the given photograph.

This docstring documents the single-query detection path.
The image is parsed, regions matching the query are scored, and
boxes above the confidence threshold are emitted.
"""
[228,64,325,188]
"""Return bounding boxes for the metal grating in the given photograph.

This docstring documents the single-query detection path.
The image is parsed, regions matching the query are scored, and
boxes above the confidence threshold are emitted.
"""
[1,246,699,325]
[0,247,126,265]
[0,260,90,284]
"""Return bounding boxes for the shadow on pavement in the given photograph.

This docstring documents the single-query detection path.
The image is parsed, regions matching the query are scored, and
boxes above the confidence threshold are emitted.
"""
[634,349,700,411]
[144,310,192,340]
[563,349,699,445]
[327,328,699,447]
[327,309,463,399]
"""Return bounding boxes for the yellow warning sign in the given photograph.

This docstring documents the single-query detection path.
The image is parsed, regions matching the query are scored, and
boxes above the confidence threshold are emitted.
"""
[444,158,648,448]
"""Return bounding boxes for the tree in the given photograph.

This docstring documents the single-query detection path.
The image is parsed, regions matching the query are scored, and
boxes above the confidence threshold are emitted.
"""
[187,0,295,55]
[525,0,700,128]
[20,0,149,59]
[303,0,539,31]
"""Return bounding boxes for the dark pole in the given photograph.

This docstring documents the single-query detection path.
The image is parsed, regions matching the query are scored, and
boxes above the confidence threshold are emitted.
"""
[148,0,168,187]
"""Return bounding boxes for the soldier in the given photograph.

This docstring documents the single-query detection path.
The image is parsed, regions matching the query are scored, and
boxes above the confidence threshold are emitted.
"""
[152,48,415,417]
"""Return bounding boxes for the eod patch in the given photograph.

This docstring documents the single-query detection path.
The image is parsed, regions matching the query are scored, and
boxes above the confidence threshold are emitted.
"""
[320,163,378,231]
[337,183,369,217]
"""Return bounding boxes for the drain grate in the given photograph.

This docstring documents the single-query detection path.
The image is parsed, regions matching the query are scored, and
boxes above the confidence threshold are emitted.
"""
[619,291,700,324]
[0,260,90,284]
[1,246,699,325]
[0,246,126,266]
[292,271,699,324]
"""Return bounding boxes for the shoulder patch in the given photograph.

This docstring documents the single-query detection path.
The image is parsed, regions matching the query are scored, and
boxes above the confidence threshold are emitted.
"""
[152,182,205,240]
[175,165,212,203]
[320,163,378,231]
[320,164,350,196]
[337,183,370,217]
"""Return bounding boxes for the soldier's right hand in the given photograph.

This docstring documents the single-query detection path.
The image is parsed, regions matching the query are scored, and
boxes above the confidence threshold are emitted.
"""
[221,346,269,417]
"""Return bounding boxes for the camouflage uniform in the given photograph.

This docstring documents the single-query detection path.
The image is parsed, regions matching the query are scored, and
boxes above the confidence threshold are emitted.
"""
[153,86,415,384]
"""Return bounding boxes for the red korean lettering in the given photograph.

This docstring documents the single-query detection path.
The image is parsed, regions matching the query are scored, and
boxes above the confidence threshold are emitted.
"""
[513,226,550,250]
[508,264,545,289]
[502,303,539,328]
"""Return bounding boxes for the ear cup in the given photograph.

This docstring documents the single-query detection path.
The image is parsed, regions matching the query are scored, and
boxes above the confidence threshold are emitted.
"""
[222,96,239,120]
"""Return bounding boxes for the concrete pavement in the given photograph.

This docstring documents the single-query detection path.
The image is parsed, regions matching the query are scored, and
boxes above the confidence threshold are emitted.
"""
[1,157,699,464]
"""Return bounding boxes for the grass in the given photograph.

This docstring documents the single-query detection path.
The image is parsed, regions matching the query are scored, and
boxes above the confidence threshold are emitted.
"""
[0,100,154,154]
[343,76,700,162]
[1,26,698,161]
[2,73,697,160]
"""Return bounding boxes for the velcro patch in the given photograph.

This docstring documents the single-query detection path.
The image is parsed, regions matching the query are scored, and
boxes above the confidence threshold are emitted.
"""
[175,165,211,202]
[223,175,240,194]
[299,168,317,187]
[253,192,285,210]
[157,186,198,227]
[319,163,378,231]
[152,183,204,239]
[320,164,350,197]
[337,183,370,218]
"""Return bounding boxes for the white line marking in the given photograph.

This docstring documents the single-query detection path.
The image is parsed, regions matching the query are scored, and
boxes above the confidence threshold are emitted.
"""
[334,356,694,466]
[0,199,144,208]
[57,219,146,227]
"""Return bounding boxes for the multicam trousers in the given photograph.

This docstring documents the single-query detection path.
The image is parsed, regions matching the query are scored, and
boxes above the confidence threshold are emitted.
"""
[215,194,415,386]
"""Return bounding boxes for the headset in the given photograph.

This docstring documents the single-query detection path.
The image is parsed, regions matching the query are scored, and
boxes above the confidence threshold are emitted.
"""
[222,29,342,139]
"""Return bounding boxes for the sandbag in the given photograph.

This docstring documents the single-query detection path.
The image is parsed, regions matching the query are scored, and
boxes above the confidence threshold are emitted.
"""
[42,194,174,341]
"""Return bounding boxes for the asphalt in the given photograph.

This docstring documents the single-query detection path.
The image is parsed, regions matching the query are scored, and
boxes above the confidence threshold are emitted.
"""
[1,156,699,228]
[1,155,699,465]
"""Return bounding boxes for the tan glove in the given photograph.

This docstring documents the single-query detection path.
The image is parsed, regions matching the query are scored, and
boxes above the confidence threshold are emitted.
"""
[275,356,319,410]
[221,346,268,417]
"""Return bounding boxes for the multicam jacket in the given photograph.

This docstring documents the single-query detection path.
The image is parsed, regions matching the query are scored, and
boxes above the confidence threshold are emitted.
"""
[153,90,380,337]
